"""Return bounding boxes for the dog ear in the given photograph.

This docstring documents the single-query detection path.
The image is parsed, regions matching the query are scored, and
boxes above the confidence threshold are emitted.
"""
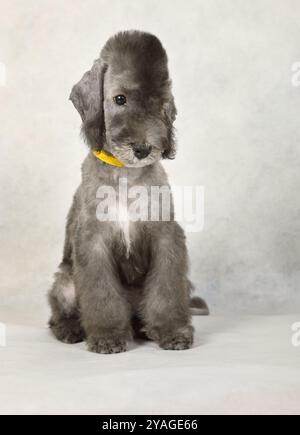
[69,60,106,151]
[162,94,177,159]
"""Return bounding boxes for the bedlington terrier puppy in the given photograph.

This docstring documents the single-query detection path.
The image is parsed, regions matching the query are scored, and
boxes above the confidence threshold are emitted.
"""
[48,30,208,354]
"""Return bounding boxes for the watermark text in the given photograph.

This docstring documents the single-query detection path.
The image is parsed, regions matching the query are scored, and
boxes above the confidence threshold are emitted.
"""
[96,179,204,233]
[292,322,300,347]
[291,62,300,87]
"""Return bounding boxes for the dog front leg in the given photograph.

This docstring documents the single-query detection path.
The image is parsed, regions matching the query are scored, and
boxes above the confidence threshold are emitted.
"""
[74,237,131,354]
[141,222,194,350]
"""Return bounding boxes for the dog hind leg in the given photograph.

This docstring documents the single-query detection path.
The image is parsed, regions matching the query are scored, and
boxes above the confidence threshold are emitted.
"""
[48,262,85,343]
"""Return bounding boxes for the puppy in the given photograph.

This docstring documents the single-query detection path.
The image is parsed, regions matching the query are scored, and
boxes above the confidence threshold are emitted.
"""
[48,30,208,354]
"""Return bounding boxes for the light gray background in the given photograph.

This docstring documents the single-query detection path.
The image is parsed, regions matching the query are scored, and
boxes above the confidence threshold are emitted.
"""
[0,0,299,320]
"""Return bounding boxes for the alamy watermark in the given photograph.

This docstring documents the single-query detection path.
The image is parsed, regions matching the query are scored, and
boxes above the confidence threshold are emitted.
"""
[96,178,204,233]
[0,62,6,87]
[291,62,300,87]
[0,323,6,347]
[291,322,300,348]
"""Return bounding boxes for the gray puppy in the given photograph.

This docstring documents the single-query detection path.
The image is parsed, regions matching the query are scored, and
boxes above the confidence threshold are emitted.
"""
[48,30,208,354]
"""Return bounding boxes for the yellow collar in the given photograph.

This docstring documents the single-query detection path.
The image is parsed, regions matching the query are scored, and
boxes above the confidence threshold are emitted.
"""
[93,150,125,168]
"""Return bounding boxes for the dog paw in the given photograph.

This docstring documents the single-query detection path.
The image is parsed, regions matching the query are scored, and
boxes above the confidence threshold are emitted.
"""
[87,337,127,354]
[159,326,194,351]
[50,317,85,344]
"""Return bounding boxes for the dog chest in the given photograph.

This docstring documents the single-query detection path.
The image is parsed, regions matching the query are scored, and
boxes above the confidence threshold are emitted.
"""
[111,217,151,286]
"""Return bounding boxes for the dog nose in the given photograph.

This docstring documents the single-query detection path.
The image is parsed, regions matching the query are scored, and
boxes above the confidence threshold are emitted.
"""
[132,144,152,160]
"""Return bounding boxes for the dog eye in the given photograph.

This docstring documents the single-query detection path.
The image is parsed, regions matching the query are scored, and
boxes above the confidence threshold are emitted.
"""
[114,95,127,106]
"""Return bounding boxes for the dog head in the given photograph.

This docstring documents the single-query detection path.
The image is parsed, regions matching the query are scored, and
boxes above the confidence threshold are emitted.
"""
[70,31,177,167]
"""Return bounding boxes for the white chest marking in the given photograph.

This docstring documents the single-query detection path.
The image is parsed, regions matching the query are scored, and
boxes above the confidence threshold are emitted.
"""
[117,204,131,258]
